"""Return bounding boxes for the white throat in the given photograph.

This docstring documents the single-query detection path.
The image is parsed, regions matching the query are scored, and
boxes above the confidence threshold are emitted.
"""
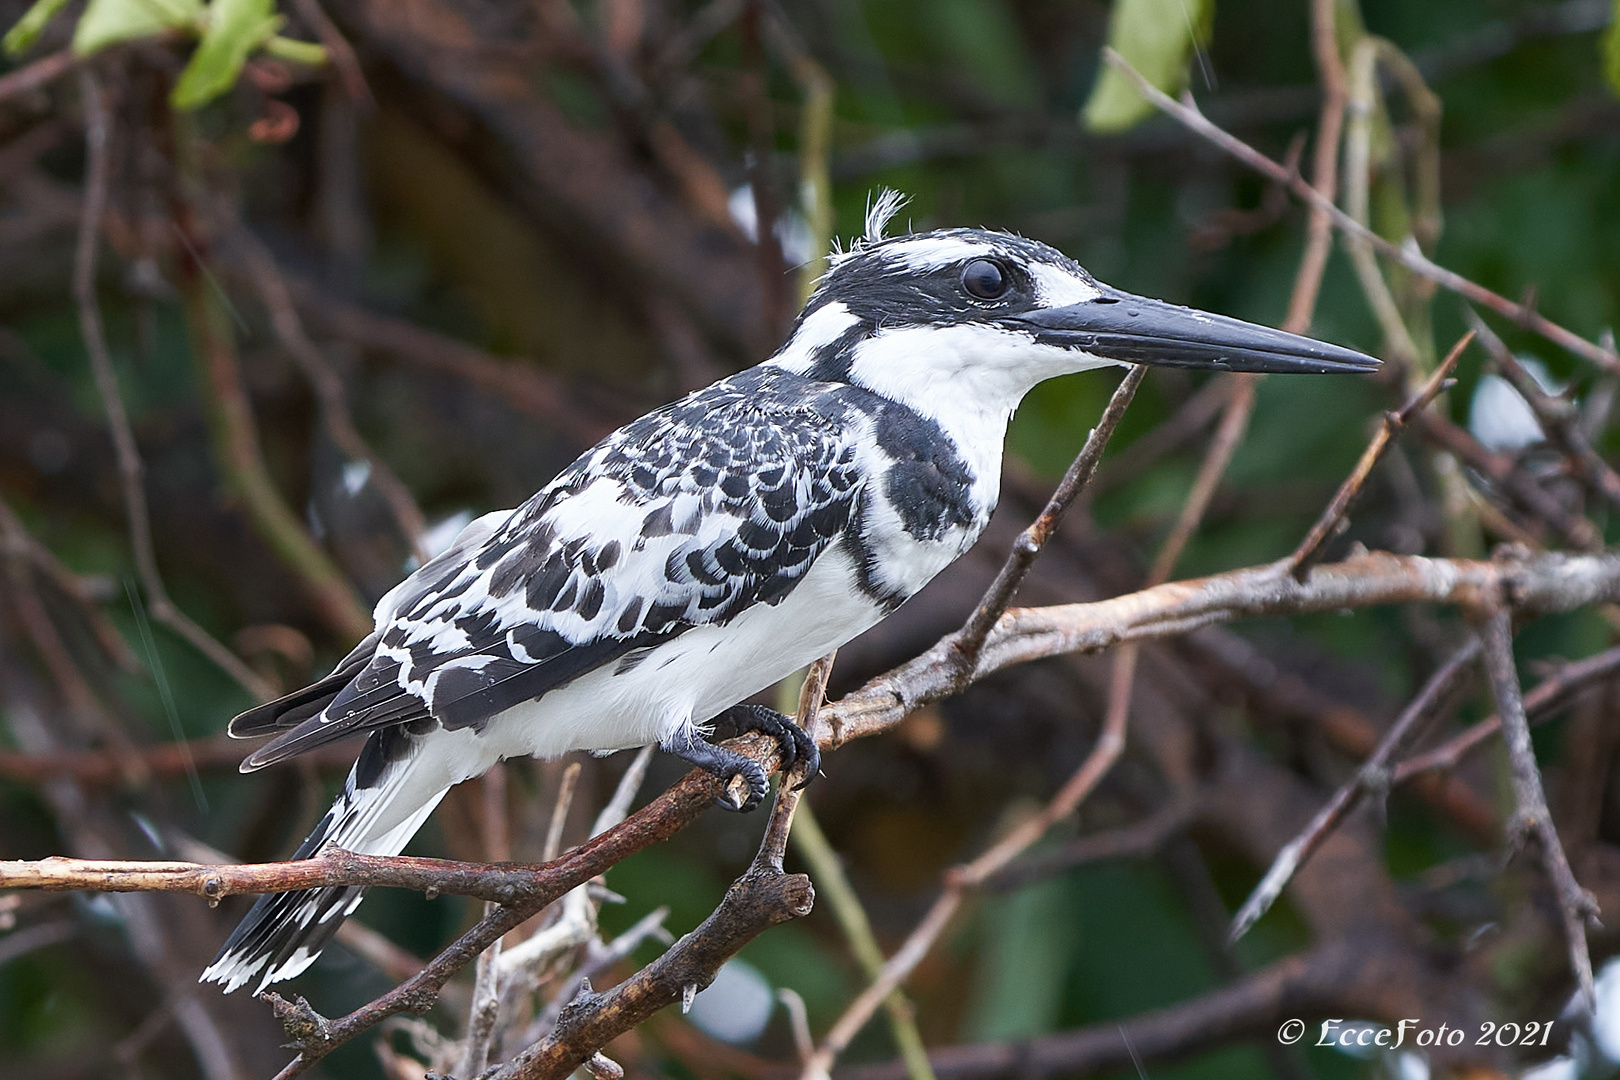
[837,324,1119,514]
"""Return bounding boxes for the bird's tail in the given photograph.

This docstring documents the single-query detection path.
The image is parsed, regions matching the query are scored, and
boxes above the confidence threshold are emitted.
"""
[201,728,446,995]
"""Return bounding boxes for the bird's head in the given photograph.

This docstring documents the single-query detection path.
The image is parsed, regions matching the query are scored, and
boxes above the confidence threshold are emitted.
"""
[768,195,1377,419]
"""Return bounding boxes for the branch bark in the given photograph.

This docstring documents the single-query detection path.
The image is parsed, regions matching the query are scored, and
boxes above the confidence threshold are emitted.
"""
[1479,608,1600,1009]
[825,549,1620,751]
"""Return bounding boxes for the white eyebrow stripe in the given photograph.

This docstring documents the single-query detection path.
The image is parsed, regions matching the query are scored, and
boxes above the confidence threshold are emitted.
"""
[880,236,1004,271]
[1029,263,1101,306]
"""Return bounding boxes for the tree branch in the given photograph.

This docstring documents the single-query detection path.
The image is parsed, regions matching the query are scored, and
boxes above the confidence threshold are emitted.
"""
[1101,48,1620,374]
[953,365,1146,667]
[1393,642,1620,782]
[1479,607,1599,1009]
[6,550,1619,1072]
[1287,332,1470,578]
[1227,637,1481,942]
[490,653,837,1079]
[75,69,274,701]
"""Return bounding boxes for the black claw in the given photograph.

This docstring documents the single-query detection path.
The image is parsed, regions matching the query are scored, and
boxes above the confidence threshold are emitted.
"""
[661,730,771,812]
[664,706,824,811]
[713,704,822,791]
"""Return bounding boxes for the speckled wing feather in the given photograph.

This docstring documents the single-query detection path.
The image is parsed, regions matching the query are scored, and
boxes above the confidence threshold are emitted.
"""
[239,369,865,770]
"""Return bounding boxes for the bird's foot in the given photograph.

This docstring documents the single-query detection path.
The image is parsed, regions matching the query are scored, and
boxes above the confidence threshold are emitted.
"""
[663,732,770,811]
[663,706,820,812]
[711,704,821,791]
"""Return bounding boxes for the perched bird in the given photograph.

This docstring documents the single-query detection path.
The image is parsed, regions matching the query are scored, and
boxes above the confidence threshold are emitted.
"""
[203,195,1377,994]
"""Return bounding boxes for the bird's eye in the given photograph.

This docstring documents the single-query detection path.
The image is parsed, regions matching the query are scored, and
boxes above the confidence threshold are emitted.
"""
[961,259,1009,301]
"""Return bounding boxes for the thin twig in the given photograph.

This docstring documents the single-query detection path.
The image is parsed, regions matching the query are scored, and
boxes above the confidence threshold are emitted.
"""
[1279,0,1349,334]
[1227,638,1481,942]
[490,654,836,1080]
[288,0,373,107]
[1188,624,1499,840]
[954,366,1147,667]
[0,732,353,785]
[984,793,1200,892]
[1410,410,1603,549]
[1393,643,1620,783]
[458,764,512,1079]
[0,494,137,672]
[1479,608,1599,1010]
[835,941,1377,1080]
[0,529,149,787]
[1151,376,1257,588]
[1466,308,1620,512]
[1087,375,1232,496]
[73,70,274,701]
[1342,37,1422,368]
[0,47,75,104]
[755,652,838,869]
[1101,48,1620,374]
[227,221,429,562]
[288,280,615,446]
[169,123,373,640]
[592,745,655,836]
[1288,332,1471,578]
[544,762,584,863]
[792,802,936,1080]
[0,917,73,967]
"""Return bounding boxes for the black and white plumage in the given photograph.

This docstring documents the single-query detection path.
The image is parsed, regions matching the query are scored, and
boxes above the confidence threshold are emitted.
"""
[203,196,1377,994]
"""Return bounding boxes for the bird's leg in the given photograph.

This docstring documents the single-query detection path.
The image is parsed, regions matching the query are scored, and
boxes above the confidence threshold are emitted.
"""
[661,705,821,812]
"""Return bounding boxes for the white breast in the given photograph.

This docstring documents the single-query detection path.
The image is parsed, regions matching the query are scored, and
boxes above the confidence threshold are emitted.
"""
[476,545,886,760]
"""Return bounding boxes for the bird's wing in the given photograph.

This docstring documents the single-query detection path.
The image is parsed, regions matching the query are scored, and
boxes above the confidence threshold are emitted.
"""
[239,373,864,770]
[227,510,509,739]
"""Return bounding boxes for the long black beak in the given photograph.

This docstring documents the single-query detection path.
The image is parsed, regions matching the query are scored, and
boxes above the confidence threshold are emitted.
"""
[1015,287,1379,374]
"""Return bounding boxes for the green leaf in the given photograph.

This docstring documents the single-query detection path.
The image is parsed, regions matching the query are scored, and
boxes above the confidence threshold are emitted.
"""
[1604,0,1620,99]
[73,0,200,56]
[260,33,324,67]
[170,0,280,110]
[4,0,73,57]
[1082,0,1214,133]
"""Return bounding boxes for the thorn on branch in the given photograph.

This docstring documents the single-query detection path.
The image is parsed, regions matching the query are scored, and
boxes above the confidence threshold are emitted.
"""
[557,975,603,1027]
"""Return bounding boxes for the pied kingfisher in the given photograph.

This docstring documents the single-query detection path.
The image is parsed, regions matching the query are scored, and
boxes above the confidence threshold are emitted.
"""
[203,195,1377,994]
